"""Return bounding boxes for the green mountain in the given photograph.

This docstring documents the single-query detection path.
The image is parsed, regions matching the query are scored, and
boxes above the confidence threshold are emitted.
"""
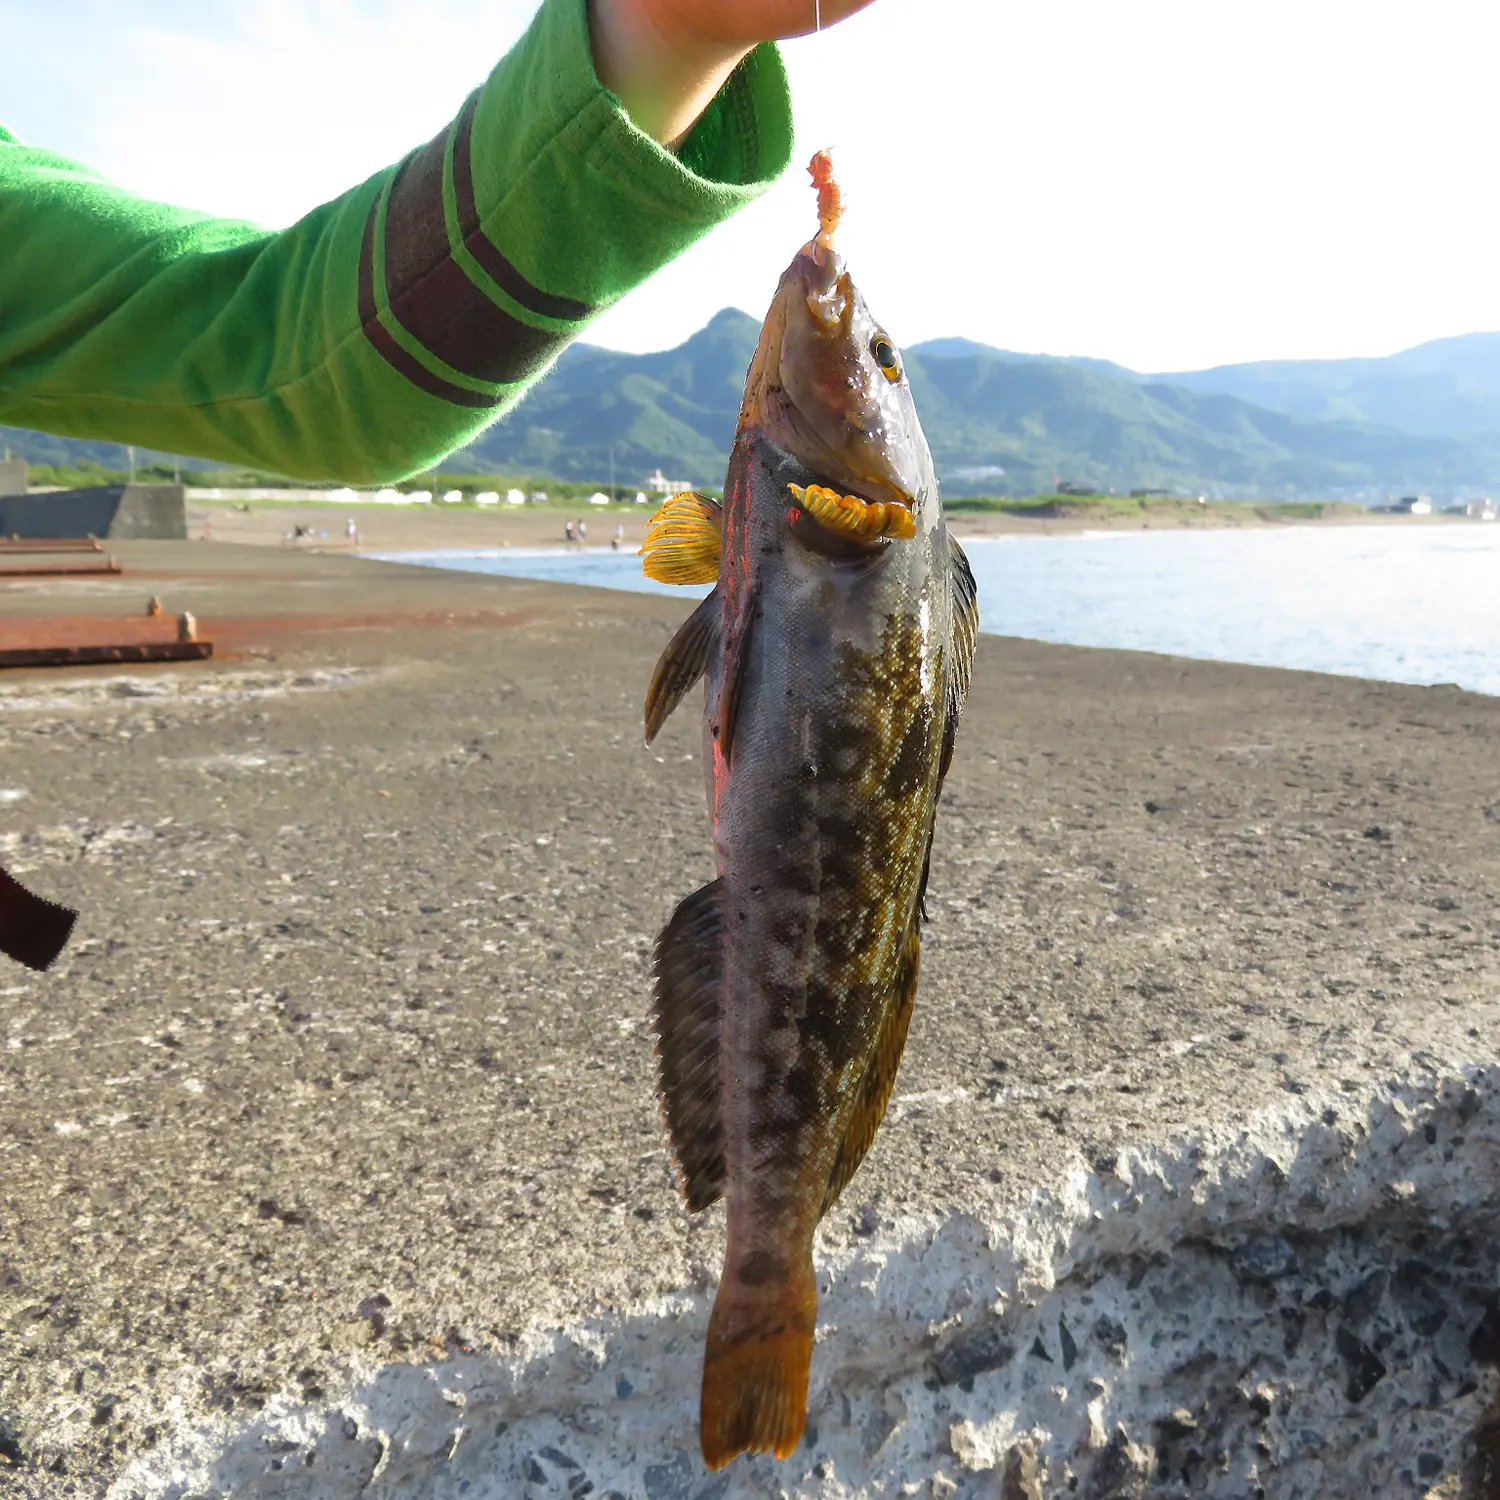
[10,314,1500,498]
[451,311,1500,497]
[897,346,1496,497]
[1145,332,1500,439]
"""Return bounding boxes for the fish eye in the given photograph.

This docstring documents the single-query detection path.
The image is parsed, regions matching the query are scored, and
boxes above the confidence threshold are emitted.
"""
[870,334,902,383]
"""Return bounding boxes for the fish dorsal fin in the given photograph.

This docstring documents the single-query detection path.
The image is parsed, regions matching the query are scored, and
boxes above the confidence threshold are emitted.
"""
[641,491,723,586]
[940,534,979,784]
[821,921,922,1216]
[645,590,721,745]
[0,864,77,972]
[652,879,726,1212]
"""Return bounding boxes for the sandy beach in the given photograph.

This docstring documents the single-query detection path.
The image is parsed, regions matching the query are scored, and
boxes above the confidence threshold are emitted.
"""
[0,543,1497,1496]
[184,495,1452,555]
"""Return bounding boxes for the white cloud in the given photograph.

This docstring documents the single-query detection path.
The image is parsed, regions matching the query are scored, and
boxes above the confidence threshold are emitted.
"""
[7,0,1500,369]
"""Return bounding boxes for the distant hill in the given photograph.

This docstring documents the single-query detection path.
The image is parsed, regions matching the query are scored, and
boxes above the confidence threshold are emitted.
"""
[1145,332,1500,440]
[912,330,1500,443]
[444,307,757,486]
[10,316,1500,498]
[453,313,1500,497]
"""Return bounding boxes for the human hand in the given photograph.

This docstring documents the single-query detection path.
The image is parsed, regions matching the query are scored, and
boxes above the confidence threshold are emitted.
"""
[590,0,879,146]
[615,0,878,50]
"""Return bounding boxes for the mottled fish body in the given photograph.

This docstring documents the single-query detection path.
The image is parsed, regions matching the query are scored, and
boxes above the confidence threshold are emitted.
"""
[642,153,977,1470]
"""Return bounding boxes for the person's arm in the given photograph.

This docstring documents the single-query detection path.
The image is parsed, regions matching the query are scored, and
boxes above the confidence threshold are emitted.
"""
[0,0,795,483]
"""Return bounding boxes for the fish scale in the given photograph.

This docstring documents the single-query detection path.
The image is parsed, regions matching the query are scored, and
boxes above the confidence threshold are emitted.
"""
[639,151,977,1470]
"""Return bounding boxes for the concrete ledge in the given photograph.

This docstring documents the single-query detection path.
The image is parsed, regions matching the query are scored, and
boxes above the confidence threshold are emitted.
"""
[113,1065,1500,1498]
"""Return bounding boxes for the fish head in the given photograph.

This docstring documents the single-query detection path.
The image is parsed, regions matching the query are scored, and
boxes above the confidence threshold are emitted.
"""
[742,240,933,532]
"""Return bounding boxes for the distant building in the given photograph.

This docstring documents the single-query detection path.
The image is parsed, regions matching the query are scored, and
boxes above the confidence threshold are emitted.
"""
[1395,494,1433,515]
[1467,497,1497,521]
[0,456,26,497]
[644,468,691,496]
[1129,488,1168,499]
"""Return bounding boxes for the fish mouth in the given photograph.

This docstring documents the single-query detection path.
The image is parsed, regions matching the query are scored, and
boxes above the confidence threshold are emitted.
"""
[778,457,914,560]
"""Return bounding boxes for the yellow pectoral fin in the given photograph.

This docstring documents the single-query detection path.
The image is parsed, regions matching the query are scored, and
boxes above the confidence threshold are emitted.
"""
[788,484,916,541]
[641,491,723,585]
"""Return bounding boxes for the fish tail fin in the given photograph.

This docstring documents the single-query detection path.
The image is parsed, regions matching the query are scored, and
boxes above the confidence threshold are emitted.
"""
[700,1252,817,1470]
[0,864,77,972]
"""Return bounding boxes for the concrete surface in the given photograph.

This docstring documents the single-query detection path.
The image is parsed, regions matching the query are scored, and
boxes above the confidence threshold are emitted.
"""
[0,544,1495,1496]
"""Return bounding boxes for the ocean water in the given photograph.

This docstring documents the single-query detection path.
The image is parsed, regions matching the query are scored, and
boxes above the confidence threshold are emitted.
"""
[373,523,1500,697]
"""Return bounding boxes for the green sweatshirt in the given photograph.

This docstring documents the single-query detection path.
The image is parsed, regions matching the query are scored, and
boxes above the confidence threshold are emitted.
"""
[0,0,792,483]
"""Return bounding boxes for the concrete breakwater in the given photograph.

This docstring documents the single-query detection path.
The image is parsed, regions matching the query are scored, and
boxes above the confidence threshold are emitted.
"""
[113,1065,1500,1499]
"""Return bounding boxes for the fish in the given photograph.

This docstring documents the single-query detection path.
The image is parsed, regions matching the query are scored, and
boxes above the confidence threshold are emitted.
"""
[0,862,77,971]
[639,150,978,1470]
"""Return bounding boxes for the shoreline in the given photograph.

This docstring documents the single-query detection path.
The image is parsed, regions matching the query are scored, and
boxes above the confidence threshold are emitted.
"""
[362,513,1497,561]
[189,495,1477,555]
[358,524,1500,703]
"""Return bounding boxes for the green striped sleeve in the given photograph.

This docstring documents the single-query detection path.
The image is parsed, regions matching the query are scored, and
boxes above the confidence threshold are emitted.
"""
[0,0,793,483]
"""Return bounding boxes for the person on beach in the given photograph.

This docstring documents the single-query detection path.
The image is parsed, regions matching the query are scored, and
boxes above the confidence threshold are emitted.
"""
[565,519,576,543]
[0,0,876,484]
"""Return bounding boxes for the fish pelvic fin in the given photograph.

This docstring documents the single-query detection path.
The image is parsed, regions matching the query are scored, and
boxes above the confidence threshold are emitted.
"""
[821,921,921,1215]
[645,590,721,745]
[640,491,723,586]
[0,864,78,973]
[700,1253,817,1469]
[652,880,726,1212]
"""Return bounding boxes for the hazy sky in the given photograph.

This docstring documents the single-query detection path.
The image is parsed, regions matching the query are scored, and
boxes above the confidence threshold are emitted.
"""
[7,0,1500,370]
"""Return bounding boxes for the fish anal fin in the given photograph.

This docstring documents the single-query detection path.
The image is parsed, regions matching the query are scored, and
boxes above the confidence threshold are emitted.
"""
[645,590,720,745]
[700,1253,817,1469]
[0,864,77,973]
[641,491,723,586]
[651,879,726,1212]
[821,922,922,1216]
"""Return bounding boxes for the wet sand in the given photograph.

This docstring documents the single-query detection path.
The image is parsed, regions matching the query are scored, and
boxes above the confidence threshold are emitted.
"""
[0,543,1497,1493]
